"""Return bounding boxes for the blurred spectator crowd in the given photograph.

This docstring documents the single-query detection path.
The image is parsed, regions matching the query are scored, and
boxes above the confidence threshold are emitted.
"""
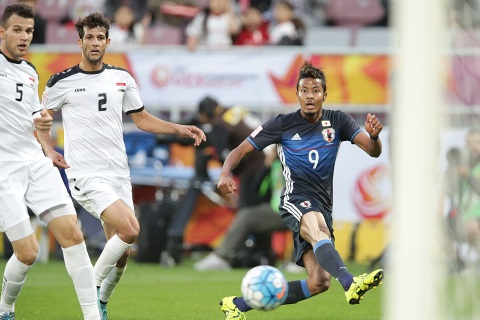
[2,0,391,47]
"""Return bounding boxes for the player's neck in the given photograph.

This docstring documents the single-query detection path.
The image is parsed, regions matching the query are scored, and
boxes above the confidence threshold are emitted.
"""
[301,109,323,123]
[79,60,104,72]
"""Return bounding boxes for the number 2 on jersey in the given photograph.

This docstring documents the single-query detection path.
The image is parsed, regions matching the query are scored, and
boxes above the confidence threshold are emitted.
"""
[98,93,107,111]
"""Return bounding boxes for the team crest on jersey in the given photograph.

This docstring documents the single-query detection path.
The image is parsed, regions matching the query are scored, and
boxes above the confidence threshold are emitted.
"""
[322,128,335,143]
[116,82,126,92]
[300,200,312,209]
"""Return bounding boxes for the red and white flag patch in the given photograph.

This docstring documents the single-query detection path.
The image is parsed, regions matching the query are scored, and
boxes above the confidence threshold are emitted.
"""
[116,82,126,92]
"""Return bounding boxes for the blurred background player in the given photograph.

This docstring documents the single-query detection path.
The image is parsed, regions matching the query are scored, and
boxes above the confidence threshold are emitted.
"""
[159,96,272,264]
[456,128,480,273]
[194,148,303,272]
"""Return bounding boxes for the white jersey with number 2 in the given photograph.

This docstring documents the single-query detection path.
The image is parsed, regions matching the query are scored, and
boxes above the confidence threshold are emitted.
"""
[42,64,144,179]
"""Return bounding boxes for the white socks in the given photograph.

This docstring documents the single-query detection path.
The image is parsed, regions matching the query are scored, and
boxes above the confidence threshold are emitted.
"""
[62,242,100,320]
[94,235,130,287]
[0,254,31,313]
[100,266,126,303]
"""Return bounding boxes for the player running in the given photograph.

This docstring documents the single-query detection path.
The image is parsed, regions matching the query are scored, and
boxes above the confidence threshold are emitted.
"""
[216,61,384,319]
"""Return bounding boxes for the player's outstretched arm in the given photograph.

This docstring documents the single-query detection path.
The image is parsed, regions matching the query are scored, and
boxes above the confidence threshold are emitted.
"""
[353,113,383,158]
[130,109,206,146]
[217,140,255,194]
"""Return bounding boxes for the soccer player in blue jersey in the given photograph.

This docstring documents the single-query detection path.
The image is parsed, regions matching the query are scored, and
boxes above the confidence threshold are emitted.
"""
[216,61,384,319]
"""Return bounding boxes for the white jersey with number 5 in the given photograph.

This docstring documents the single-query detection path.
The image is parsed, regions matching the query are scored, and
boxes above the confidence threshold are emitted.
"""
[0,51,43,161]
[42,64,144,179]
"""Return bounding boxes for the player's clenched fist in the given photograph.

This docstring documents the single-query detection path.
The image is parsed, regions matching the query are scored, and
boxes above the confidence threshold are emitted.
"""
[217,174,237,194]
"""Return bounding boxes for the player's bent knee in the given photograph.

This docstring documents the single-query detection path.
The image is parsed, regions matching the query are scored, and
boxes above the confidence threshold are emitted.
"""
[120,223,140,243]
[16,249,38,266]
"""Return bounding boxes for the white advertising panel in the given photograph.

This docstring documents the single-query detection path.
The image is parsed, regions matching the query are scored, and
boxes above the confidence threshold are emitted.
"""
[128,51,296,106]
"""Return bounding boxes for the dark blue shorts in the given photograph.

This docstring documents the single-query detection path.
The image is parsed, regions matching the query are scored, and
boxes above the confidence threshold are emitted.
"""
[278,193,335,267]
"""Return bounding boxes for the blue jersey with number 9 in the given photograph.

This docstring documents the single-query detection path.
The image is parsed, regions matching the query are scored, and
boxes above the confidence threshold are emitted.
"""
[247,109,361,212]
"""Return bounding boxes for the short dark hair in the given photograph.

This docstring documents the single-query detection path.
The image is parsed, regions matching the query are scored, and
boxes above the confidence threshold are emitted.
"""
[198,96,219,119]
[1,4,34,28]
[296,61,327,92]
[75,12,110,39]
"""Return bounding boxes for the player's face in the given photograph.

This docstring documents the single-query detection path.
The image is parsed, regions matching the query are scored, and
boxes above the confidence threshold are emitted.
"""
[0,14,34,61]
[79,26,110,66]
[296,78,326,119]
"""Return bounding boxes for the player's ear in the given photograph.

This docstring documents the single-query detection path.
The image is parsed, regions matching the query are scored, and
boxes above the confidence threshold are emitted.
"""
[323,91,327,101]
[106,38,111,47]
[0,26,5,41]
[77,38,82,48]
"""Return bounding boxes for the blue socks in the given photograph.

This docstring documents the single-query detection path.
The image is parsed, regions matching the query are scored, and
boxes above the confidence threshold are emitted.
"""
[314,239,353,291]
[284,279,311,304]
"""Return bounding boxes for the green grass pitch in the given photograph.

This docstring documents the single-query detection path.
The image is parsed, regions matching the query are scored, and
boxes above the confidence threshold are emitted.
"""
[6,258,384,320]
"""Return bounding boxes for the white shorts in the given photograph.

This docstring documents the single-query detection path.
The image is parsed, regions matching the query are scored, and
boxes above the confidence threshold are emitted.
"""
[69,175,134,220]
[0,158,76,240]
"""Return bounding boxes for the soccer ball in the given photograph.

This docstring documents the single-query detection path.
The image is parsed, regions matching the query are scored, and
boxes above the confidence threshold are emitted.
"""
[241,265,288,311]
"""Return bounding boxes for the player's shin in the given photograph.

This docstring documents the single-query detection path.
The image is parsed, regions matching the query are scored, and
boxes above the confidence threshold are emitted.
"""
[94,235,131,286]
[313,240,353,291]
[283,280,311,304]
[0,254,31,312]
[99,265,126,303]
[62,242,99,319]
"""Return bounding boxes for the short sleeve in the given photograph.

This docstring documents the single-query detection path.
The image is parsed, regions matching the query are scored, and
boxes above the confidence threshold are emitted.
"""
[41,82,64,111]
[122,73,144,114]
[338,111,361,143]
[247,115,283,151]
[31,74,41,113]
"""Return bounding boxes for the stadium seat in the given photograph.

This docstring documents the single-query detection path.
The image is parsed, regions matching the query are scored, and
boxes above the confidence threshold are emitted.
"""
[124,131,158,158]
[0,0,17,15]
[160,2,200,19]
[451,28,480,48]
[356,27,393,49]
[304,27,352,48]
[36,0,75,21]
[325,0,386,27]
[46,22,79,44]
[192,0,209,8]
[144,24,183,45]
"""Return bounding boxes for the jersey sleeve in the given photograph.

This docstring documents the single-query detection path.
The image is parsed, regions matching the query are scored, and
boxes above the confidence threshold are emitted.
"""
[247,115,283,151]
[338,111,362,143]
[31,74,41,114]
[41,79,64,111]
[123,73,144,114]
